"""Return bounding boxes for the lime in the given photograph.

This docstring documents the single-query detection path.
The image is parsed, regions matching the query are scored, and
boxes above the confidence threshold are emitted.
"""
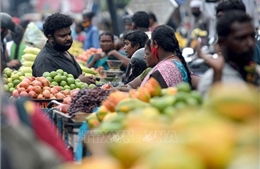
[75,82,83,88]
[50,71,57,78]
[60,81,67,87]
[70,84,76,89]
[67,77,75,85]
[60,86,64,90]
[7,78,12,83]
[3,84,9,91]
[9,87,15,93]
[13,79,20,86]
[17,71,24,76]
[56,69,64,74]
[11,74,19,80]
[7,83,14,88]
[43,72,50,78]
[4,69,12,77]
[61,76,67,81]
[51,81,58,86]
[54,74,62,83]
[88,84,96,89]
[64,85,71,90]
[2,74,8,78]
[46,76,52,82]
[68,74,74,78]
[3,78,8,84]
[75,79,81,83]
[63,72,68,77]
[19,76,25,81]
[177,82,191,93]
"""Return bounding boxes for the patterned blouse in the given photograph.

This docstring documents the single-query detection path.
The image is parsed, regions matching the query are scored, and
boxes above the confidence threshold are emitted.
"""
[141,59,188,88]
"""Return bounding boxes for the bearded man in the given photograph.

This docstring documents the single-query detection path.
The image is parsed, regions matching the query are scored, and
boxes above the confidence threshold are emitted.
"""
[32,13,95,84]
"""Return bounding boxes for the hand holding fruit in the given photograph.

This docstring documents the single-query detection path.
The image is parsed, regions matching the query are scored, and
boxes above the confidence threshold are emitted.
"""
[78,74,96,84]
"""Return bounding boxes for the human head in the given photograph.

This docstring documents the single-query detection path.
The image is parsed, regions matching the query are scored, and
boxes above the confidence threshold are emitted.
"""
[99,31,114,53]
[123,30,148,58]
[82,11,95,28]
[148,12,157,27]
[144,39,158,67]
[43,13,73,52]
[190,0,202,17]
[215,0,246,18]
[151,25,192,84]
[123,15,133,31]
[11,25,24,44]
[1,12,16,40]
[75,22,84,34]
[131,11,150,31]
[217,10,255,67]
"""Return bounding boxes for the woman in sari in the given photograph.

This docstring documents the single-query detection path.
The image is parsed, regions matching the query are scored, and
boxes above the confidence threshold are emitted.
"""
[87,31,126,70]
[141,25,192,88]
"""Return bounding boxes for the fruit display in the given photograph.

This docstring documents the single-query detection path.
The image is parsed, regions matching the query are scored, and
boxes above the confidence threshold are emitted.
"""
[75,47,102,64]
[67,87,111,115]
[2,67,26,92]
[81,79,259,169]
[19,47,41,77]
[42,69,89,91]
[78,63,100,77]
[12,76,70,99]
[68,41,84,58]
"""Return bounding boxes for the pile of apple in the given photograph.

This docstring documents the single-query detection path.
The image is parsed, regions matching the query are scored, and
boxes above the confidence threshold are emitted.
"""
[12,76,71,100]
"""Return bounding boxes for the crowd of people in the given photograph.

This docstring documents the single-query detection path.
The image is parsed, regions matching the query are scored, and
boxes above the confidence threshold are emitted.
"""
[1,0,260,167]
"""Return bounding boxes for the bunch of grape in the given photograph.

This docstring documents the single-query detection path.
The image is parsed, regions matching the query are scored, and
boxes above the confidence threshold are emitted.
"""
[68,87,111,115]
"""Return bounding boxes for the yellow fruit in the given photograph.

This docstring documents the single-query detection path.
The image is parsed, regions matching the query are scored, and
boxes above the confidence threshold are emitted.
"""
[22,53,37,61]
[19,66,32,73]
[22,61,34,67]
[23,47,41,55]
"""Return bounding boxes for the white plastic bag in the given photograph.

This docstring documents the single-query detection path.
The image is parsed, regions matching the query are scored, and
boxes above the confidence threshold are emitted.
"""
[23,22,47,49]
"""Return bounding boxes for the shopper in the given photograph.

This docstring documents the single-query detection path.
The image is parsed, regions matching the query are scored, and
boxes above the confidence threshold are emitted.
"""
[141,25,191,88]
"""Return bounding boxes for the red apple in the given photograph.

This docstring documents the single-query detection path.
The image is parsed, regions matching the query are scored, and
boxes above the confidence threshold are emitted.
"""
[28,91,37,98]
[18,87,26,93]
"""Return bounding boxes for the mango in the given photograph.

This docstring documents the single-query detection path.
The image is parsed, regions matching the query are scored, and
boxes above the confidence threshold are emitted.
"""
[143,78,162,96]
[150,95,176,112]
[137,87,151,102]
[115,98,149,113]
[86,113,100,129]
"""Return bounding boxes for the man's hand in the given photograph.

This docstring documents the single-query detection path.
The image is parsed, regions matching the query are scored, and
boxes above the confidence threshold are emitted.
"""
[7,60,20,68]
[78,74,96,84]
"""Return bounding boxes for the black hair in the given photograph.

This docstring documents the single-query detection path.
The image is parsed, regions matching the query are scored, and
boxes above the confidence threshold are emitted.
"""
[131,11,150,29]
[99,31,114,42]
[148,12,157,22]
[145,39,151,51]
[152,25,192,85]
[215,0,246,16]
[43,13,73,37]
[82,11,95,19]
[123,30,148,49]
[217,10,252,37]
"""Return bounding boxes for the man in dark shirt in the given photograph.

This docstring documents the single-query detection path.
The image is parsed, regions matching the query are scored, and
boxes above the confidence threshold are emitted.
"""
[32,13,95,84]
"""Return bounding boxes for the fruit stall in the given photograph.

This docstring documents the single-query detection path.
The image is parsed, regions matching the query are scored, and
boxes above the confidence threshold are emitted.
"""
[2,46,259,169]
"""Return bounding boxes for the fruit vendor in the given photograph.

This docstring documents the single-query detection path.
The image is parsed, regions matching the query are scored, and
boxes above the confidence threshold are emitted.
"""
[1,12,21,72]
[32,13,96,84]
[87,31,127,70]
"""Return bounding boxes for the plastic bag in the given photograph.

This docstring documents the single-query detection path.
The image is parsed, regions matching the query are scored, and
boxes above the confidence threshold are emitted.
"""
[23,22,47,49]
